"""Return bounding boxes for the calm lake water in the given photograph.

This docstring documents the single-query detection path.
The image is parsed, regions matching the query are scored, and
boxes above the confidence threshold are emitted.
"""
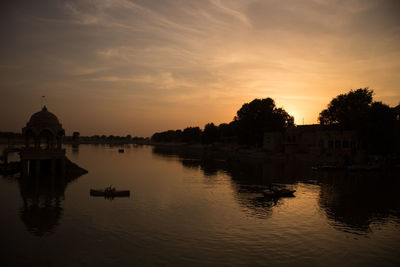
[1,144,400,266]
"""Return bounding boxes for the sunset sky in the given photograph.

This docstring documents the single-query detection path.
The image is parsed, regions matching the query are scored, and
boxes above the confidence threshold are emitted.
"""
[1,0,399,136]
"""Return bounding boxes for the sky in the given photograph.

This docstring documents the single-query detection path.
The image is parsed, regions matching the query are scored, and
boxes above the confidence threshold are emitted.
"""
[1,0,399,137]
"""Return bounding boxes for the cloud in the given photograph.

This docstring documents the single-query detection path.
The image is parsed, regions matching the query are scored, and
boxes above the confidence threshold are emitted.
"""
[85,72,196,89]
[209,0,250,26]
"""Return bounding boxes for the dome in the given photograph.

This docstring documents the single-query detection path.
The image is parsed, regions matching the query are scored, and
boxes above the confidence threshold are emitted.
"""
[29,106,60,126]
[23,106,64,136]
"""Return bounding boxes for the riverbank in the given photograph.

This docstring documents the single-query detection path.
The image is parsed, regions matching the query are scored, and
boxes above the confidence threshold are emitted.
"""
[149,142,400,170]
[149,142,320,164]
[2,139,398,169]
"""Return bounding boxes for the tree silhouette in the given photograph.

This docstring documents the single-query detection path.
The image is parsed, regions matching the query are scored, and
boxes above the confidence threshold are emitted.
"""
[182,127,201,143]
[234,98,294,146]
[318,88,373,128]
[151,130,182,142]
[218,122,236,142]
[202,123,219,144]
[319,88,396,154]
[361,102,396,154]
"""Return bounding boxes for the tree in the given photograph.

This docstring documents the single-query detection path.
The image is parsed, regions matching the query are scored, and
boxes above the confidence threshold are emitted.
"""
[218,122,235,138]
[182,127,201,143]
[151,130,182,143]
[318,88,373,128]
[319,88,396,154]
[234,98,294,146]
[202,123,219,144]
[361,102,396,154]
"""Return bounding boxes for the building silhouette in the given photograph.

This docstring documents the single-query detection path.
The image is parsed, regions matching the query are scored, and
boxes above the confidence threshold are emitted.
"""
[20,106,66,176]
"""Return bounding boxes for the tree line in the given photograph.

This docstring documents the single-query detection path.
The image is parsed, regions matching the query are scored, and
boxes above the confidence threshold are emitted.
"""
[152,98,294,147]
[151,88,399,154]
[65,134,149,144]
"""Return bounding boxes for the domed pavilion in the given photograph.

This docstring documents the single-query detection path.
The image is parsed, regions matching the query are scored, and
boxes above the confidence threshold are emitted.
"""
[21,106,66,176]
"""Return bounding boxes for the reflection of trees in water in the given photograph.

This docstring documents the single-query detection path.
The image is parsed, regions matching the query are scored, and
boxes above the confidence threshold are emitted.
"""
[153,146,400,228]
[152,147,312,218]
[151,147,202,161]
[152,147,313,184]
[182,158,276,218]
[181,159,223,177]
[318,171,400,232]
[227,159,312,186]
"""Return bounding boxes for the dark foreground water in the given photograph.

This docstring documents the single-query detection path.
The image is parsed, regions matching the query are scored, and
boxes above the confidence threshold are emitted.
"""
[1,145,400,266]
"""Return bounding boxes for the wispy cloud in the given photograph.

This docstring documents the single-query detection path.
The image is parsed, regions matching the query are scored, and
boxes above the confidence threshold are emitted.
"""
[209,0,251,26]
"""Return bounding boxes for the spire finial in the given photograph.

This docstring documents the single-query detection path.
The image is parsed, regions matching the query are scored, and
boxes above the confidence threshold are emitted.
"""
[41,95,46,108]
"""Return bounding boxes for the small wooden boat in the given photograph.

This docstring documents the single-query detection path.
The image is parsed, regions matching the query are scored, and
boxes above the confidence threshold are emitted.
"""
[90,189,130,198]
[263,188,296,198]
[346,164,380,171]
[118,149,125,153]
[311,165,344,171]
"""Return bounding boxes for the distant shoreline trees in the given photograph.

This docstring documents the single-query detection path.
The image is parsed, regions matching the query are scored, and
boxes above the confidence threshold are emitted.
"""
[152,90,399,154]
[151,98,294,147]
[0,132,149,145]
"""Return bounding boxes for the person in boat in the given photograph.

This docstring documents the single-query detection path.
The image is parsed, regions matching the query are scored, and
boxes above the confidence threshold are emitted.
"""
[105,185,116,194]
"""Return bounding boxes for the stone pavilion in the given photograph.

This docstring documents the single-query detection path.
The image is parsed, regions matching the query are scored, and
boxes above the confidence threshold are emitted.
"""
[20,106,66,176]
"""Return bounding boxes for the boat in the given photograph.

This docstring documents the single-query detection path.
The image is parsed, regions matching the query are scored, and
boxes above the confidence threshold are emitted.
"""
[346,164,380,171]
[118,149,125,153]
[262,187,296,198]
[312,164,381,171]
[90,188,130,198]
[311,165,344,171]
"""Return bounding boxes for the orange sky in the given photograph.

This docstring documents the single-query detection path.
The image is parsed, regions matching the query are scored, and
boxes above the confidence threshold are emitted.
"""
[1,0,399,136]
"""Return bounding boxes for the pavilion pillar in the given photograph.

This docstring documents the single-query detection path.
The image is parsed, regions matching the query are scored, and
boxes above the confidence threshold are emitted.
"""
[57,137,62,150]
[35,138,40,149]
[3,152,8,164]
[22,159,28,177]
[51,136,56,149]
[50,164,55,198]
[35,170,40,196]
[51,159,56,176]
[35,160,41,177]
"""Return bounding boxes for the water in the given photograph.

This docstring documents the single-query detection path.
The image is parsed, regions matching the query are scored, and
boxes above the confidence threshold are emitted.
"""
[1,144,400,266]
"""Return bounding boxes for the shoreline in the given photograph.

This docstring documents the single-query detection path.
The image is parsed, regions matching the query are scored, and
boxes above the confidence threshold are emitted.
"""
[2,140,399,168]
[149,142,324,164]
